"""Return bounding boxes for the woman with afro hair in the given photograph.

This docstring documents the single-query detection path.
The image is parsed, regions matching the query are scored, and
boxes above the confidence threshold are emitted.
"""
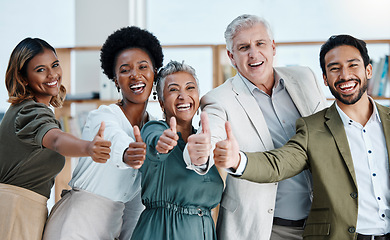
[42,26,164,240]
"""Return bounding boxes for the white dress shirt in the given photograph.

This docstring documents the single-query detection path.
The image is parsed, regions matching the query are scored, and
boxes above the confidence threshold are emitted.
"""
[336,99,390,235]
[69,104,141,202]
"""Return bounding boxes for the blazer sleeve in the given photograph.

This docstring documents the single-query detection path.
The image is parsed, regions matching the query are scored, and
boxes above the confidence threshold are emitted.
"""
[183,91,230,175]
[240,117,310,183]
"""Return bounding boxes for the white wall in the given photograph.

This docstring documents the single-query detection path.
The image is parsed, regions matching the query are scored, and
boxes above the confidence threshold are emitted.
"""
[0,0,75,112]
[146,0,390,99]
[1,0,390,111]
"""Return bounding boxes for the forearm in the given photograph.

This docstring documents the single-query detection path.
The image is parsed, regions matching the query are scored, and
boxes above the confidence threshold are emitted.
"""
[43,128,90,157]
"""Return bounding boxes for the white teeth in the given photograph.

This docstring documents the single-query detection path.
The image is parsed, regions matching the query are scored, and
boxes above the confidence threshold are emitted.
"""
[130,83,146,89]
[249,61,263,67]
[45,80,57,86]
[339,82,356,90]
[177,103,191,111]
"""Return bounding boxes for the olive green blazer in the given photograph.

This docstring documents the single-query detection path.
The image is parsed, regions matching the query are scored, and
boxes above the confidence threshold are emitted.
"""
[242,102,390,240]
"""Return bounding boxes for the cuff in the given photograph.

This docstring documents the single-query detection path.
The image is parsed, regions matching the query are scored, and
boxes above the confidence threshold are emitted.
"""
[226,151,247,176]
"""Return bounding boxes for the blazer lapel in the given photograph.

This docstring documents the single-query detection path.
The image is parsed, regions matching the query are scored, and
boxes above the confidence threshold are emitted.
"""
[276,69,311,116]
[325,103,358,187]
[376,103,390,169]
[231,75,274,150]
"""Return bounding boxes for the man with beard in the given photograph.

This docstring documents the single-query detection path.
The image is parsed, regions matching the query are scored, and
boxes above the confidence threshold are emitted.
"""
[213,34,390,240]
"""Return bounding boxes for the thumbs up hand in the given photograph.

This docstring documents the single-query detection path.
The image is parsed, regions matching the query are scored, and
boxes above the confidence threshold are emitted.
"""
[156,117,179,154]
[214,121,241,170]
[187,112,212,165]
[90,121,112,163]
[123,125,146,169]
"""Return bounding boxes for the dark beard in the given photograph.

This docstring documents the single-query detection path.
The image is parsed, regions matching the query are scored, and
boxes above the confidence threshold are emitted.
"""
[328,78,368,105]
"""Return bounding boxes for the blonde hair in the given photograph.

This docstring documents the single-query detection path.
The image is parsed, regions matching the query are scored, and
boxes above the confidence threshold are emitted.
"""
[5,38,66,107]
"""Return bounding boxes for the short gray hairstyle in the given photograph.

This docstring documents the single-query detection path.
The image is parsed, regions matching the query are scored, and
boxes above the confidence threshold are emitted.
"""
[224,14,274,52]
[156,60,200,102]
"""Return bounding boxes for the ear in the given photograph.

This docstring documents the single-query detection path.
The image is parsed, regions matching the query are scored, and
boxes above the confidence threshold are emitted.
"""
[227,50,236,68]
[366,63,373,79]
[271,39,276,56]
[114,77,120,89]
[159,99,164,111]
[323,74,328,86]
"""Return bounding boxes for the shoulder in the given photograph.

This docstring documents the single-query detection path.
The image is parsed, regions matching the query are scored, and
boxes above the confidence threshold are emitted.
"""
[300,107,329,125]
[16,100,56,123]
[86,104,124,123]
[201,75,239,103]
[275,66,318,84]
[275,66,313,76]
[142,120,168,133]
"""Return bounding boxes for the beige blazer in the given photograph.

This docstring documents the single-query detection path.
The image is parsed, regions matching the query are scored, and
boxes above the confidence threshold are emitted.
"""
[200,66,327,240]
[242,102,390,240]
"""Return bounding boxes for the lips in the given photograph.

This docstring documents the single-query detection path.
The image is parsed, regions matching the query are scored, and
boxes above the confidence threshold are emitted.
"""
[130,82,146,94]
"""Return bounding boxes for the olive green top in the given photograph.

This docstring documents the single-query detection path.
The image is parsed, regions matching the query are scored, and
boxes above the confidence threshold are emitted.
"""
[0,100,65,198]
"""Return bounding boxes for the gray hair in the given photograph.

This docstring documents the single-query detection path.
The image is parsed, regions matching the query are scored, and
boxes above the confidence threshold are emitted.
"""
[156,60,200,102]
[224,14,274,52]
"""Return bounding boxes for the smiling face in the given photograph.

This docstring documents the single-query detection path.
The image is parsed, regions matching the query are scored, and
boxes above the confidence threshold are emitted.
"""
[323,45,372,105]
[25,48,62,105]
[114,48,155,106]
[160,71,199,126]
[228,23,276,88]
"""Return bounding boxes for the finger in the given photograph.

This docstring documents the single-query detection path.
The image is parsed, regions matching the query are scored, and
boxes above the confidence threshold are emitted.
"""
[97,121,105,138]
[200,112,210,134]
[225,121,235,141]
[133,125,143,142]
[170,117,177,133]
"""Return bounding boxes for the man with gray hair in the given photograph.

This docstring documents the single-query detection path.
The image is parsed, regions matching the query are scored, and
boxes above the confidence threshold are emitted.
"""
[185,14,327,239]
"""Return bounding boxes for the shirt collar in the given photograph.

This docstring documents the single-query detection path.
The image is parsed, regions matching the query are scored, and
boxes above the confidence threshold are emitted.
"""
[238,71,285,96]
[335,96,381,127]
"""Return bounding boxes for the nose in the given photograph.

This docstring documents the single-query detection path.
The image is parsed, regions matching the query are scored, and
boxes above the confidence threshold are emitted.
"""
[129,69,140,79]
[248,45,258,59]
[47,69,56,79]
[177,92,185,100]
[340,67,351,80]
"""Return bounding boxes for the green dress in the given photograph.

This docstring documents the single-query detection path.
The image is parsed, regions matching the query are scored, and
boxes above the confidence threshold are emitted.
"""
[131,120,223,240]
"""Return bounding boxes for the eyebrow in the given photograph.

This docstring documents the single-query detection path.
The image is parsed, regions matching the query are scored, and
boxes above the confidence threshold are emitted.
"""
[326,58,361,68]
[167,81,196,88]
[119,60,149,69]
[33,60,59,71]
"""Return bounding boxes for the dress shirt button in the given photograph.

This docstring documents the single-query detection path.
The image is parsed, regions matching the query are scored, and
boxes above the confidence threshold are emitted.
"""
[348,227,356,233]
[382,214,386,218]
[268,208,274,214]
[373,173,376,176]
[368,150,372,154]
[363,129,366,133]
[378,197,381,200]
[350,192,358,199]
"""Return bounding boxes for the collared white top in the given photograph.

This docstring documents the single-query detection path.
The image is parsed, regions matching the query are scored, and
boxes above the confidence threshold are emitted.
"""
[335,99,390,235]
[69,104,141,202]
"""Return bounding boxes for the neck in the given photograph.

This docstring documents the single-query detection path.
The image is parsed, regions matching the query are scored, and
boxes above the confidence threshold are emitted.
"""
[251,72,275,96]
[175,120,193,143]
[336,93,373,126]
[119,100,148,128]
